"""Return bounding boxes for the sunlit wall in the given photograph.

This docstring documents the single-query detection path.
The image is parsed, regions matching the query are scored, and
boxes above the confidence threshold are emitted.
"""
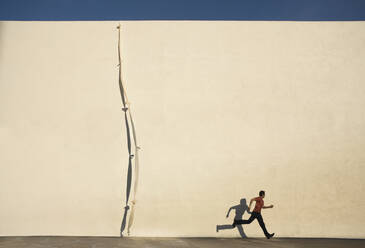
[0,21,364,238]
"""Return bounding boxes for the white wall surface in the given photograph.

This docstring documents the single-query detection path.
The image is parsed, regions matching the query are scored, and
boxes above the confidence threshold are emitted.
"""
[0,21,365,238]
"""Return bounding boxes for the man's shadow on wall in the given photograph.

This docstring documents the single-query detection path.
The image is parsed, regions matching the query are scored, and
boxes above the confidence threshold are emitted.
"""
[216,198,251,238]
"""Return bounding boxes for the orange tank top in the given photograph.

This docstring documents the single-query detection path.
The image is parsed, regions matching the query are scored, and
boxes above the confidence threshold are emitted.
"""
[253,197,264,213]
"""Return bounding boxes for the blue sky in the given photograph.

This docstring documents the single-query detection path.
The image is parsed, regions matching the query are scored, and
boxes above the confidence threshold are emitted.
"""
[1,0,365,21]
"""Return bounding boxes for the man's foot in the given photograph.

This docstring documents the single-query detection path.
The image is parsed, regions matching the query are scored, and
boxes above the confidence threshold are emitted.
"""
[232,220,236,228]
[266,233,275,239]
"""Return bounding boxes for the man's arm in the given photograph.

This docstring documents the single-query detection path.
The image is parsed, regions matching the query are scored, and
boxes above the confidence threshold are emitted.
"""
[263,204,274,209]
[247,198,256,211]
[226,207,233,218]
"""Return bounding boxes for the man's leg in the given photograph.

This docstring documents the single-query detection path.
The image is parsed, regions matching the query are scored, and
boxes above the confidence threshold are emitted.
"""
[256,213,271,238]
[216,224,234,232]
[233,212,257,227]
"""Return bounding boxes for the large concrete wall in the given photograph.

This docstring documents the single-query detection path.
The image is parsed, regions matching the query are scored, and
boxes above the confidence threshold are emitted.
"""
[0,21,364,238]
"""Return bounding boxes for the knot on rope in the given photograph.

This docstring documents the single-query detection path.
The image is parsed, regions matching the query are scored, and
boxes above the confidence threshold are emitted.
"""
[124,205,130,210]
[122,107,128,112]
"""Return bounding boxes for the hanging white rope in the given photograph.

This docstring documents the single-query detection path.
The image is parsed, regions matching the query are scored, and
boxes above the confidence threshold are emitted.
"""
[117,24,141,237]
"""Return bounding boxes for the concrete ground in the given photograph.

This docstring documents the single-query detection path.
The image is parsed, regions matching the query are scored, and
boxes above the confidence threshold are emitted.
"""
[0,237,364,248]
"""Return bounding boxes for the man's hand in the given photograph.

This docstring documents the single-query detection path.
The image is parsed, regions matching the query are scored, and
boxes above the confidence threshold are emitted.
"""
[269,205,274,208]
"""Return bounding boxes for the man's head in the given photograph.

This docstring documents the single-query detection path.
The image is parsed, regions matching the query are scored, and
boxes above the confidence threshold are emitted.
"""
[259,190,265,198]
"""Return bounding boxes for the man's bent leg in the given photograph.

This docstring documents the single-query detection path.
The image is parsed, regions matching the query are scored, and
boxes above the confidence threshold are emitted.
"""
[233,212,257,226]
[256,213,270,237]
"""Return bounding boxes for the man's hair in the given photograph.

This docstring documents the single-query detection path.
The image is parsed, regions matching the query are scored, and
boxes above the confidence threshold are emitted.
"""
[259,190,265,196]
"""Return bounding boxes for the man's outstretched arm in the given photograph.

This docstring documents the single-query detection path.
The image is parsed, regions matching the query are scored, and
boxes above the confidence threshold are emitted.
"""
[263,204,274,209]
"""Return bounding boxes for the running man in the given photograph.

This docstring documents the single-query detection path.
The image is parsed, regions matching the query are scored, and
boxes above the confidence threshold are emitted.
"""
[232,190,275,239]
